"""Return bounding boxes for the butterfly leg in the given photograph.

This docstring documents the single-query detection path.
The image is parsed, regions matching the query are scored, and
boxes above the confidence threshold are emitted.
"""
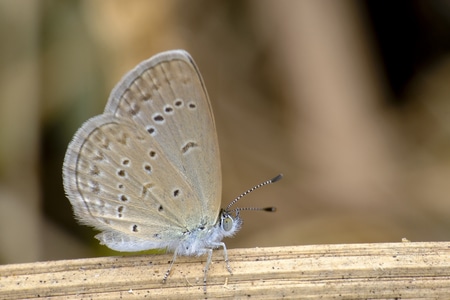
[219,242,232,274]
[202,243,232,293]
[163,250,179,283]
[202,248,214,292]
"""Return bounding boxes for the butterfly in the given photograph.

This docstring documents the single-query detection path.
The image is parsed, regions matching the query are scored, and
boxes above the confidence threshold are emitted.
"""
[63,49,281,289]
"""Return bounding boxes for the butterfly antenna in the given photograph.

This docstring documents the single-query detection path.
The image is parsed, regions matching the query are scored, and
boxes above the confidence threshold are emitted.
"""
[226,174,283,213]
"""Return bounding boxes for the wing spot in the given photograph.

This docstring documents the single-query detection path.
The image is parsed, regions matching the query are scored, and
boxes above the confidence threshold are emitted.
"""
[164,105,174,114]
[158,205,164,212]
[120,194,129,202]
[174,99,183,107]
[142,183,154,197]
[122,159,130,166]
[129,103,140,116]
[144,164,152,174]
[181,141,198,154]
[188,102,197,109]
[147,126,156,135]
[89,165,100,176]
[140,89,151,101]
[173,189,180,198]
[132,224,139,232]
[117,169,126,177]
[117,206,124,218]
[149,150,156,158]
[153,114,164,122]
[116,132,129,145]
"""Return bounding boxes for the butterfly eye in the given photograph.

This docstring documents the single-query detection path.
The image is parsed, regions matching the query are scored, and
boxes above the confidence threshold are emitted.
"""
[222,215,234,232]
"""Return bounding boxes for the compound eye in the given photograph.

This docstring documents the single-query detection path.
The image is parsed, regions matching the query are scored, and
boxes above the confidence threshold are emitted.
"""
[222,215,234,231]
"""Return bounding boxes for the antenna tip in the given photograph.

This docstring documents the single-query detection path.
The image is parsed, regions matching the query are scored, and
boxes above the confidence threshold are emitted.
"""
[271,174,283,183]
[264,207,277,212]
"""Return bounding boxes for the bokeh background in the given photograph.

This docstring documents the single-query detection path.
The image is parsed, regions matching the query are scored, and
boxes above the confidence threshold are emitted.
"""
[1,0,450,264]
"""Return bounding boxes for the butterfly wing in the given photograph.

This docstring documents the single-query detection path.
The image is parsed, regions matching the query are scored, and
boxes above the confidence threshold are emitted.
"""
[63,50,222,251]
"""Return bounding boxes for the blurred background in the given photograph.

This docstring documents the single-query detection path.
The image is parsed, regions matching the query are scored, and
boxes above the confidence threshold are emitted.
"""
[1,0,450,264]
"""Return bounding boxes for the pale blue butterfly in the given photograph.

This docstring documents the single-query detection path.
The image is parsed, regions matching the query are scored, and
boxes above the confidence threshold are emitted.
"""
[63,49,282,288]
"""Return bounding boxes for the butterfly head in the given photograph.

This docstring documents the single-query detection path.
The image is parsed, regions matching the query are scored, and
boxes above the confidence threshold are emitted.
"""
[219,209,242,237]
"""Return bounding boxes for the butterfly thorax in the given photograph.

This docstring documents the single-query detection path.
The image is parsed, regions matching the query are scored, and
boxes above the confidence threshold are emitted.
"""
[174,210,242,256]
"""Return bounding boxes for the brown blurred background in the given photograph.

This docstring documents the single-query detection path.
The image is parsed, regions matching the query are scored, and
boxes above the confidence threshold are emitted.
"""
[1,0,450,264]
